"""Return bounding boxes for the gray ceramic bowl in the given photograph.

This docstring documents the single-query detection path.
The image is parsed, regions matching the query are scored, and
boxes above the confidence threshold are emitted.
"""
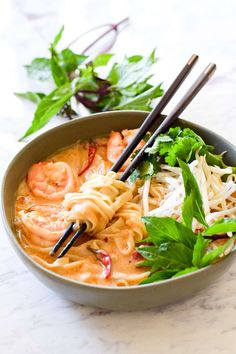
[2,111,236,311]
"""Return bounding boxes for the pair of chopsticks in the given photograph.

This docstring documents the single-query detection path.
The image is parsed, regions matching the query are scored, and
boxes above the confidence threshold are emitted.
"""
[50,54,216,259]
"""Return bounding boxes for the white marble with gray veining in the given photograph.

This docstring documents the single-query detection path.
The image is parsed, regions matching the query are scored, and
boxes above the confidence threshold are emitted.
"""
[0,0,236,353]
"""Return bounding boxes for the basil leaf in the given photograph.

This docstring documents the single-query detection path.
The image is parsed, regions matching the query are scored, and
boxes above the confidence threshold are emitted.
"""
[49,26,71,86]
[204,218,236,236]
[14,91,45,104]
[113,84,163,111]
[192,233,210,268]
[172,267,198,277]
[25,58,51,81]
[136,246,159,261]
[51,25,64,53]
[200,236,235,267]
[108,49,157,87]
[205,151,236,173]
[181,194,194,229]
[140,269,178,285]
[60,49,87,73]
[20,81,78,140]
[50,55,69,86]
[93,53,113,67]
[138,242,193,270]
[77,66,100,90]
[127,55,143,63]
[119,80,153,98]
[136,260,154,268]
[141,216,196,249]
[178,159,208,227]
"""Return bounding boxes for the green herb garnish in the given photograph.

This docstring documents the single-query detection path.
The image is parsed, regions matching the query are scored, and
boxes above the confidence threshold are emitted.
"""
[178,158,207,228]
[131,126,235,181]
[137,159,236,284]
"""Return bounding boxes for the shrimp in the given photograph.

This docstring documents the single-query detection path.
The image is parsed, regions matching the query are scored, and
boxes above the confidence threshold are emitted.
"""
[27,161,76,200]
[107,129,145,168]
[19,204,69,247]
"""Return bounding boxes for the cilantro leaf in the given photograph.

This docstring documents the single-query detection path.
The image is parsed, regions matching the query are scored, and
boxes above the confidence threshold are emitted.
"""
[145,126,206,166]
[146,135,173,154]
[130,154,160,182]
[165,138,203,166]
[168,126,182,139]
[144,127,209,179]
[144,126,236,175]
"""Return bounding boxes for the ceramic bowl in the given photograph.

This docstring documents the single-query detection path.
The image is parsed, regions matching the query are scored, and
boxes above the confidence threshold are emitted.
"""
[2,111,236,311]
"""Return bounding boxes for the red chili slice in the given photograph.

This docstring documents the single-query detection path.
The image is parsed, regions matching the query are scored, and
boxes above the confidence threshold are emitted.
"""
[78,143,97,176]
[132,250,143,261]
[88,247,112,279]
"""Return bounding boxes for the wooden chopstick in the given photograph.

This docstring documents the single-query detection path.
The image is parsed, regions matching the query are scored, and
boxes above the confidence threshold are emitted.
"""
[57,223,87,258]
[49,222,75,256]
[52,60,216,259]
[111,54,199,173]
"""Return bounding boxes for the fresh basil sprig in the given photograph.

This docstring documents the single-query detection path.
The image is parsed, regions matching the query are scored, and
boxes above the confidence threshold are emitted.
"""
[15,26,163,140]
[20,81,79,140]
[137,160,236,285]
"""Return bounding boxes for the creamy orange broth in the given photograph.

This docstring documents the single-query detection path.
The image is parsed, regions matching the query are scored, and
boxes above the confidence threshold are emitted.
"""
[15,137,149,286]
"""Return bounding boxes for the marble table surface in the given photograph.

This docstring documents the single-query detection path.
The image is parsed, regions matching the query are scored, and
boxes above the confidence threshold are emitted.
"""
[0,0,235,353]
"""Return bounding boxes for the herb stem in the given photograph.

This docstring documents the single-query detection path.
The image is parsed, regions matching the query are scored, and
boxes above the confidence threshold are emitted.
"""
[82,17,129,55]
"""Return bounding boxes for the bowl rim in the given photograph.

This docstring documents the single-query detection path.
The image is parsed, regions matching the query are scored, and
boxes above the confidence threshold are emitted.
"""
[2,110,236,291]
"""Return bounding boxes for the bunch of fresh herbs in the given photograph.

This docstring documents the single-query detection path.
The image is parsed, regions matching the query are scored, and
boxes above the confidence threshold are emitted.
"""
[15,26,163,140]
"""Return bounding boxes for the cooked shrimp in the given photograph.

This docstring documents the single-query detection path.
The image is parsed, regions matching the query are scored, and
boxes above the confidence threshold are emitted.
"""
[107,129,145,168]
[19,204,69,247]
[27,161,76,200]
